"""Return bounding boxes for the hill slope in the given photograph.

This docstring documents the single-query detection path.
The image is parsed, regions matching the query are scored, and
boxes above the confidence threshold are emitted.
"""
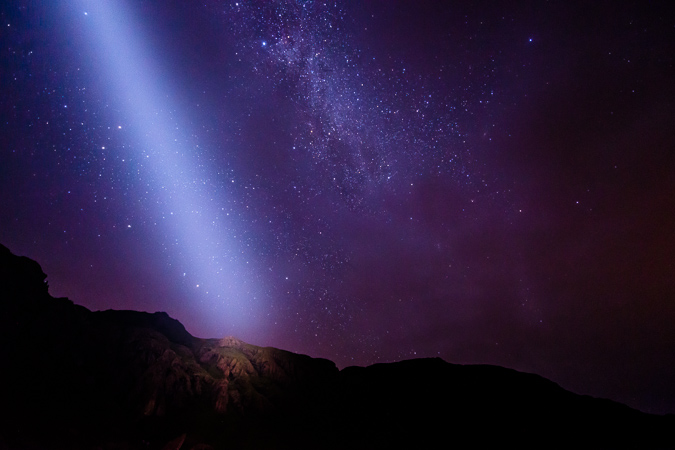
[0,244,672,449]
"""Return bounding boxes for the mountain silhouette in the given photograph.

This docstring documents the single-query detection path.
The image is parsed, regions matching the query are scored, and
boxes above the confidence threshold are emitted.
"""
[0,243,672,449]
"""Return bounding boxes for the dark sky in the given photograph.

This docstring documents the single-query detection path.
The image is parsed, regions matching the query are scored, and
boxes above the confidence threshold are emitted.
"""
[2,1,674,414]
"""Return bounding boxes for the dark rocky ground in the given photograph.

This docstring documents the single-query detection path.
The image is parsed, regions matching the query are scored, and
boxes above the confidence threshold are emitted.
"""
[1,243,673,449]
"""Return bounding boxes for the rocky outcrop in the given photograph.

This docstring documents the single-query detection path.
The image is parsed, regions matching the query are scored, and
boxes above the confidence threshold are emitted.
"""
[0,243,673,450]
[0,244,339,449]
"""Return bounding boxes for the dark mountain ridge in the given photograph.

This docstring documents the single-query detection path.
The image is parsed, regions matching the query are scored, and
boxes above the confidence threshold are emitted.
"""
[0,244,672,449]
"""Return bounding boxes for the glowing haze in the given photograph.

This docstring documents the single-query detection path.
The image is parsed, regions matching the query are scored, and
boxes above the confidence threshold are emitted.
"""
[74,0,266,334]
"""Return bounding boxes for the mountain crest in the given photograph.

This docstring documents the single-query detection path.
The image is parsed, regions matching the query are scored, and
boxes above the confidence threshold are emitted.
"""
[0,244,672,450]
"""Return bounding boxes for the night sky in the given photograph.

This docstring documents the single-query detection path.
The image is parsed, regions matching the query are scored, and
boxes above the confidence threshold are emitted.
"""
[2,1,674,414]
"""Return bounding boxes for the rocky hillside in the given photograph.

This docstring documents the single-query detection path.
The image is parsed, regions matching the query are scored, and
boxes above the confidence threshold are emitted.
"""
[0,244,672,449]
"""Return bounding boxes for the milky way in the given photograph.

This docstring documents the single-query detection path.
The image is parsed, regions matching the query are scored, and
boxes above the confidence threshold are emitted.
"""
[1,1,674,414]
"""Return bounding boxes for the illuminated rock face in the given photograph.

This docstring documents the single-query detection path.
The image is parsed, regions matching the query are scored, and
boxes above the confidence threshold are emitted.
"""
[0,243,673,450]
[0,243,339,448]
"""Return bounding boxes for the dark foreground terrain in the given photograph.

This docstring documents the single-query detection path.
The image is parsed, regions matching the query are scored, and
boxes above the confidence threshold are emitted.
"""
[0,243,673,449]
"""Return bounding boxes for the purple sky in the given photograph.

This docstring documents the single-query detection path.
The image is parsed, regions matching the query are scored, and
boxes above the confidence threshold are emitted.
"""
[1,1,674,414]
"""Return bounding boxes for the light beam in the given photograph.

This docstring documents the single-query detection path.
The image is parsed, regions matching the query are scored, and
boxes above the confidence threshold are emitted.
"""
[72,0,266,337]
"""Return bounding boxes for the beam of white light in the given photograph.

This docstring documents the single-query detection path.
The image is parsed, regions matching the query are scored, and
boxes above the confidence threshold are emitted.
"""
[73,1,264,335]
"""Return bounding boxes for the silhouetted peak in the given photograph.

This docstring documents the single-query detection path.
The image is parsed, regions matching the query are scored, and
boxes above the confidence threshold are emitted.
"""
[95,309,195,347]
[0,244,49,299]
[1,242,673,449]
